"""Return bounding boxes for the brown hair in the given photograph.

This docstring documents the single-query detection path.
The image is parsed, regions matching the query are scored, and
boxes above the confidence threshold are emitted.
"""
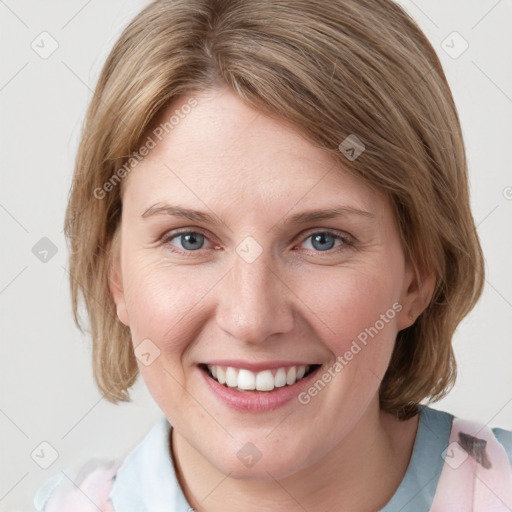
[64,0,484,419]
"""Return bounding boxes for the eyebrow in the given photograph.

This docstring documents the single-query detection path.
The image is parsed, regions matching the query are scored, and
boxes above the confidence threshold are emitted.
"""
[141,203,376,228]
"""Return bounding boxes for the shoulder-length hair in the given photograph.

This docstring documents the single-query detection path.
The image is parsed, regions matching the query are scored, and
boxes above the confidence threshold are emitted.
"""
[65,0,484,420]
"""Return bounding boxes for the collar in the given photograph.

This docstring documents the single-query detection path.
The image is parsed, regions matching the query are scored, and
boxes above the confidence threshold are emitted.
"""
[109,414,191,512]
[379,404,452,511]
[109,406,451,511]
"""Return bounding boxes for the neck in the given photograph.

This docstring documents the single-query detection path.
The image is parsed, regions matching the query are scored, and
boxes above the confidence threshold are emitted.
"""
[171,398,419,512]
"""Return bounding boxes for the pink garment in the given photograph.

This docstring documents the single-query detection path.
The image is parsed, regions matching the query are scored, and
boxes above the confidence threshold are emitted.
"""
[430,417,512,511]
[44,458,121,512]
[43,418,512,511]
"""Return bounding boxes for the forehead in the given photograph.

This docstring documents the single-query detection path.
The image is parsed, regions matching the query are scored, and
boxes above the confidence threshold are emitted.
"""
[122,87,385,220]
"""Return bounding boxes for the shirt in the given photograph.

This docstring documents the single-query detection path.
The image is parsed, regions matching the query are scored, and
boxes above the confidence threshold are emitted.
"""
[34,404,512,511]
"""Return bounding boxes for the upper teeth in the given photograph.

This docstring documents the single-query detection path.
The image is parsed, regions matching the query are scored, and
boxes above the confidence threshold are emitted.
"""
[207,365,309,392]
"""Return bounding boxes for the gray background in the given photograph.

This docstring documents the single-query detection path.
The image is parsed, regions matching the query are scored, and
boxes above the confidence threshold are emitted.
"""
[1,1,511,510]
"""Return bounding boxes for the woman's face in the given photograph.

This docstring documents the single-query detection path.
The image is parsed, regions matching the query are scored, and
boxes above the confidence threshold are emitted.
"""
[111,87,422,480]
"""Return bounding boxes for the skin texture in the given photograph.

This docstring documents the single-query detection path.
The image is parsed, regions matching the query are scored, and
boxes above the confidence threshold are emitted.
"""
[110,87,435,511]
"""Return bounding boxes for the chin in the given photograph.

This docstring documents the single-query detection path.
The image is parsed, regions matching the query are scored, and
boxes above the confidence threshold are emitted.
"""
[206,441,314,481]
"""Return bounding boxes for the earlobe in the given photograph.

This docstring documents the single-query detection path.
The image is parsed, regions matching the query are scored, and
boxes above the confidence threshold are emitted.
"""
[397,264,436,331]
[108,235,130,327]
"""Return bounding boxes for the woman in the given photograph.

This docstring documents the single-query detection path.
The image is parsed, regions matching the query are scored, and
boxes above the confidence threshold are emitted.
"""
[34,0,512,510]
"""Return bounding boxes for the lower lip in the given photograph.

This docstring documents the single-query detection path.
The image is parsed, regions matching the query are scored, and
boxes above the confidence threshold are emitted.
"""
[199,365,322,413]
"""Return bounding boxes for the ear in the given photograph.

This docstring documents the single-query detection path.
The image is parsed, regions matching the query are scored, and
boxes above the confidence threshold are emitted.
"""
[108,232,130,327]
[396,261,436,331]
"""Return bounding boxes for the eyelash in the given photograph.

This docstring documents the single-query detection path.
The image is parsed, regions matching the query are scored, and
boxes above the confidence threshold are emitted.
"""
[160,228,355,257]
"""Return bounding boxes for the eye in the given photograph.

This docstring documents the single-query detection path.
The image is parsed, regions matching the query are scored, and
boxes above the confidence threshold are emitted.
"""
[299,230,353,253]
[163,230,212,254]
[161,228,354,256]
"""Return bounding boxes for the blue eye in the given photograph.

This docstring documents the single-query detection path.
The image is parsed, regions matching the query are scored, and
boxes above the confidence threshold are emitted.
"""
[162,229,353,256]
[301,231,349,252]
[168,231,207,252]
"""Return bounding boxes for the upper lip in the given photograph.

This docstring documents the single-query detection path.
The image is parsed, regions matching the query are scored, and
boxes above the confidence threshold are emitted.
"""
[201,360,320,372]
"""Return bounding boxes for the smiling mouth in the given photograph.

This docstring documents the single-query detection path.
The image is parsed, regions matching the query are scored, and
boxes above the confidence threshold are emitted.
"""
[200,363,321,393]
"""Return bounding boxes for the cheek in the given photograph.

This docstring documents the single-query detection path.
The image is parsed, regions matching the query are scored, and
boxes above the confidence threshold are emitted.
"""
[121,258,218,354]
[120,259,216,412]
[304,266,401,364]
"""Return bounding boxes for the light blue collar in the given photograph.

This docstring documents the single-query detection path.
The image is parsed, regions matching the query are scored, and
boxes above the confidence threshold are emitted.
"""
[379,404,452,511]
[110,415,191,512]
[110,406,453,511]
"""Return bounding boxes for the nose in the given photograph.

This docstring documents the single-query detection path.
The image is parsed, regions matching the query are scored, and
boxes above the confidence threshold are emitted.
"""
[215,249,295,344]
